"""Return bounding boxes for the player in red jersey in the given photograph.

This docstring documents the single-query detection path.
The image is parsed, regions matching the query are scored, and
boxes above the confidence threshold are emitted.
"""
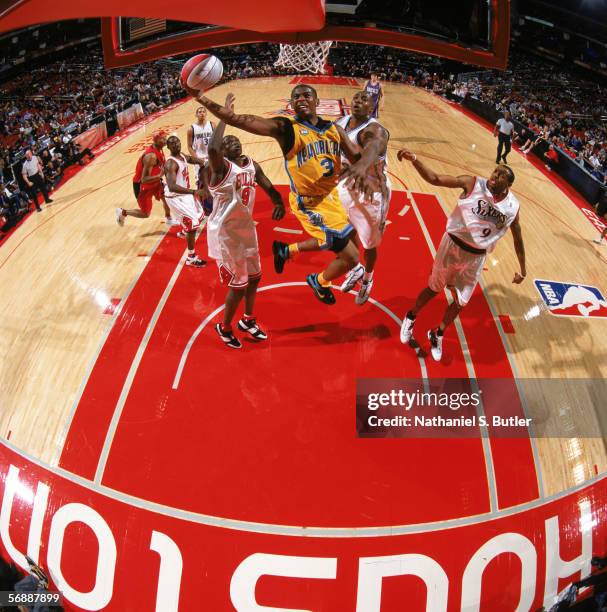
[115,131,177,226]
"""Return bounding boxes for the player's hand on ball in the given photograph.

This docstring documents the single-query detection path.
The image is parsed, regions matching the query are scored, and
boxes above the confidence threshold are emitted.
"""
[512,272,526,284]
[183,83,199,97]
[225,93,235,112]
[397,148,416,162]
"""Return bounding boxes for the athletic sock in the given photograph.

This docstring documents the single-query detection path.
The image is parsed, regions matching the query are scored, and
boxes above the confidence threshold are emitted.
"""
[121,209,126,217]
[363,270,374,282]
[317,272,331,287]
[437,327,444,336]
[407,311,416,320]
[188,249,195,258]
[288,243,299,257]
[243,313,254,321]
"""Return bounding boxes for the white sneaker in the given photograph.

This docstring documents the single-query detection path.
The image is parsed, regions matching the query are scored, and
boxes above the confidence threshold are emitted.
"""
[400,314,416,344]
[340,263,364,292]
[427,329,443,361]
[115,208,125,226]
[355,279,373,305]
[165,217,180,226]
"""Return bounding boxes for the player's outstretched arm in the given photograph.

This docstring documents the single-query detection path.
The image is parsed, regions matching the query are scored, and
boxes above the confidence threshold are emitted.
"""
[196,92,287,145]
[184,154,207,166]
[253,161,285,221]
[207,94,232,181]
[397,148,475,193]
[510,212,527,284]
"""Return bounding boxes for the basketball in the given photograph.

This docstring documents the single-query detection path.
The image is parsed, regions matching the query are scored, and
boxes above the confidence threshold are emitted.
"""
[180,54,223,94]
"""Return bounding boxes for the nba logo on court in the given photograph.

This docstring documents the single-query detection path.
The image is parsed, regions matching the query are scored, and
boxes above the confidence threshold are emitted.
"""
[534,279,607,318]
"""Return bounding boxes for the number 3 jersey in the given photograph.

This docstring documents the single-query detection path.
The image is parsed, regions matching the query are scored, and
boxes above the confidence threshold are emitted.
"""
[447,177,520,252]
[207,156,258,263]
[284,116,342,197]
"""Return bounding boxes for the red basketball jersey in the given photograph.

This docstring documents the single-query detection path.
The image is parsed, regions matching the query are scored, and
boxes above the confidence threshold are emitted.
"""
[133,145,165,190]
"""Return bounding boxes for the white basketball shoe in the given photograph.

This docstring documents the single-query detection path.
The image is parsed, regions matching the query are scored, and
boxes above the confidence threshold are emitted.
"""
[355,279,373,305]
[340,263,364,293]
[400,313,416,344]
[427,328,444,361]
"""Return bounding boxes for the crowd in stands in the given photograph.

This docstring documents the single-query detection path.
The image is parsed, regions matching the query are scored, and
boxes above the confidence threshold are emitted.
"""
[2,33,607,232]
[214,42,607,185]
[0,50,186,231]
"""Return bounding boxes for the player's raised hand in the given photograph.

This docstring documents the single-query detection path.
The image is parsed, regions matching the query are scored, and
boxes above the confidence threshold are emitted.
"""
[397,148,416,162]
[225,93,236,112]
[512,272,526,284]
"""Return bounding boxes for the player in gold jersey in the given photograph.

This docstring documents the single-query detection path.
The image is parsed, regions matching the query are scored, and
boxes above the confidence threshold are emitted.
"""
[194,85,384,305]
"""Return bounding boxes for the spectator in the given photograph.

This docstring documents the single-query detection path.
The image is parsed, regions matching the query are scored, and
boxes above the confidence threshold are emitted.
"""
[21,149,52,210]
[517,127,537,155]
[544,144,559,171]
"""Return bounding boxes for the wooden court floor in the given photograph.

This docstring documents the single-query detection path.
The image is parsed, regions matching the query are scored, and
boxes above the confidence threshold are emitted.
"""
[1,77,606,511]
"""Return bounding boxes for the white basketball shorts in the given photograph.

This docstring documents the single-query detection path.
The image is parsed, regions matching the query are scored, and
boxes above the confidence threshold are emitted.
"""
[428,233,486,306]
[165,194,204,232]
[338,179,391,249]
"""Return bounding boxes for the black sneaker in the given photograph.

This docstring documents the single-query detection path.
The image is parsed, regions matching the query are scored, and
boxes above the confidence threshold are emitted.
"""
[46,198,53,203]
[215,323,242,349]
[237,318,268,340]
[272,241,289,274]
[186,255,206,267]
[306,273,336,305]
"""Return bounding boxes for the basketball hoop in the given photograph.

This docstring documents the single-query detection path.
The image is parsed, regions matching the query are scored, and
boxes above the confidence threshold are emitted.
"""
[274,41,333,74]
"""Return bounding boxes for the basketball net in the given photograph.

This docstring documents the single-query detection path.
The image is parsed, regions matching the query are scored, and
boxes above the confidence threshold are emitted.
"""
[274,41,333,74]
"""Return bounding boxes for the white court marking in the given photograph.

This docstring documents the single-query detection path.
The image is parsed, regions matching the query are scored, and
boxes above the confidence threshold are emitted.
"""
[172,281,428,389]
[274,227,303,234]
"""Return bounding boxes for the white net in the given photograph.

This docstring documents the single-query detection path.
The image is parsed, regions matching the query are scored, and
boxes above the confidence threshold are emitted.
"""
[274,41,333,74]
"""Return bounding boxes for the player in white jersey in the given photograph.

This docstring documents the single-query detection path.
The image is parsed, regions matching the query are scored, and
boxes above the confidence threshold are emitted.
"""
[336,90,391,304]
[187,107,215,213]
[164,135,207,267]
[207,94,286,349]
[398,150,527,361]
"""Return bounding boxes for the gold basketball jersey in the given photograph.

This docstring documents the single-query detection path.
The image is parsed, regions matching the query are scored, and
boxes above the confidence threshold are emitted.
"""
[284,117,342,197]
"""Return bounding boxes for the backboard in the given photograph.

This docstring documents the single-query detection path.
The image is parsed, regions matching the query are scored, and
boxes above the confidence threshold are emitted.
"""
[100,0,510,70]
